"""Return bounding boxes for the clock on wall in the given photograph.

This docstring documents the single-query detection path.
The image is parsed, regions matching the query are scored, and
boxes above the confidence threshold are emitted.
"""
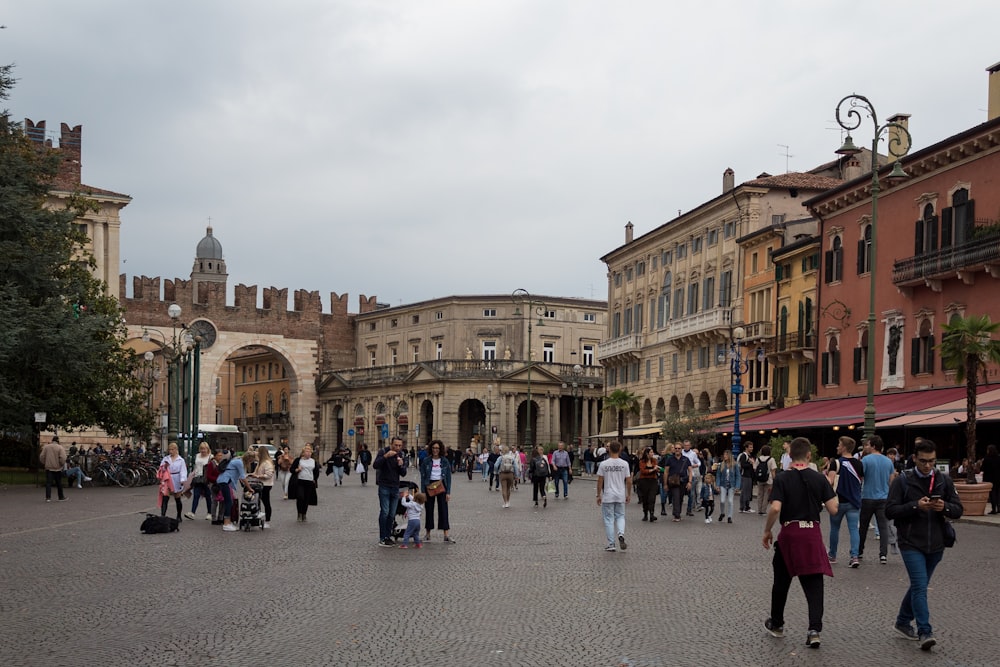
[188,319,217,349]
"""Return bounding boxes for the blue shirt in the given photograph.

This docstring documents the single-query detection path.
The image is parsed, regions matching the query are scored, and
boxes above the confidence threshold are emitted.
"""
[217,458,246,488]
[861,453,894,500]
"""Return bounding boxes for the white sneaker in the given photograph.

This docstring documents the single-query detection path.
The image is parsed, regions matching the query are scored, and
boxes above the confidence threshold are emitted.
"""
[222,524,238,532]
[263,522,270,528]
[184,512,196,520]
[83,476,93,482]
[705,518,712,524]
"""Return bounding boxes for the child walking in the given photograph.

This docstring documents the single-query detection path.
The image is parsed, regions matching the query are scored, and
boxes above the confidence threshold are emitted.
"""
[399,490,426,549]
[701,473,717,524]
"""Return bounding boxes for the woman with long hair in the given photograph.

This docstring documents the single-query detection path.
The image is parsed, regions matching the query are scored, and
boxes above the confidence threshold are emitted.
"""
[715,449,740,523]
[158,442,187,522]
[184,441,213,521]
[530,444,550,508]
[288,444,320,522]
[420,439,455,542]
[636,446,660,522]
[250,446,275,527]
[217,450,255,532]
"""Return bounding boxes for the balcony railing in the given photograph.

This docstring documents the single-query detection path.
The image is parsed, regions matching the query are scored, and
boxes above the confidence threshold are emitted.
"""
[774,331,816,352]
[670,309,731,338]
[597,334,642,360]
[236,413,291,428]
[893,227,1000,285]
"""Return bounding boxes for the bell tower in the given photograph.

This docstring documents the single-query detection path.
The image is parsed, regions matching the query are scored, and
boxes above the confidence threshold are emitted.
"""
[191,226,228,302]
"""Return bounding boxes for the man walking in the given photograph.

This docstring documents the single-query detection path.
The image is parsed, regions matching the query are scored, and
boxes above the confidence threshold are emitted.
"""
[858,435,895,564]
[40,437,67,502]
[596,440,631,552]
[374,437,408,547]
[682,439,700,517]
[826,436,864,567]
[886,438,963,651]
[663,443,692,522]
[737,441,755,513]
[551,441,571,499]
[763,437,838,649]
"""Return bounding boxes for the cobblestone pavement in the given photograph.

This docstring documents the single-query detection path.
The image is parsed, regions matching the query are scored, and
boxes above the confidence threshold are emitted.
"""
[2,475,998,667]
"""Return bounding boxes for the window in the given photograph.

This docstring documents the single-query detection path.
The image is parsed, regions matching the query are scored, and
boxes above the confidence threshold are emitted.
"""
[677,243,688,259]
[702,276,715,311]
[623,306,633,335]
[612,312,621,338]
[853,329,869,382]
[411,314,420,324]
[483,308,497,318]
[625,267,634,282]
[614,273,621,286]
[715,343,726,366]
[634,303,643,333]
[215,377,221,396]
[637,261,646,276]
[390,318,398,328]
[911,319,935,375]
[436,342,443,360]
[821,338,840,385]
[751,252,759,274]
[582,344,594,366]
[724,221,736,238]
[280,391,288,412]
[941,188,974,248]
[412,345,419,363]
[266,393,274,413]
[707,228,718,246]
[698,346,708,369]
[369,350,377,367]
[659,356,664,377]
[608,367,617,386]
[772,214,786,225]
[673,288,684,319]
[543,309,556,319]
[824,236,844,283]
[390,347,398,365]
[435,311,444,320]
[719,270,732,308]
[646,359,651,379]
[483,340,497,361]
[857,224,873,274]
[583,313,596,322]
[652,256,658,270]
[671,353,678,375]
[368,322,376,331]
[664,249,673,265]
[240,397,247,419]
[543,342,555,363]
[914,203,937,256]
[687,282,699,315]
[692,236,703,254]
[686,350,693,372]
[658,272,672,328]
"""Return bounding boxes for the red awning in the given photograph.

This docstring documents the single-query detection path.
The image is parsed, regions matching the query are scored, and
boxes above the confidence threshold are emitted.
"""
[722,387,973,433]
[875,387,1000,427]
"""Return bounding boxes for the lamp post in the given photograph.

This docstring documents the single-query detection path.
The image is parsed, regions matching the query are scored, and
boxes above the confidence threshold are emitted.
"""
[728,326,748,458]
[484,384,496,448]
[570,364,583,450]
[512,289,546,447]
[834,94,912,440]
[159,304,202,463]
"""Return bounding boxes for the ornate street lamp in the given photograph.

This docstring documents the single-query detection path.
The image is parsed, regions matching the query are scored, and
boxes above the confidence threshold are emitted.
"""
[484,384,496,447]
[511,289,546,447]
[728,326,749,458]
[834,94,912,439]
[570,364,583,450]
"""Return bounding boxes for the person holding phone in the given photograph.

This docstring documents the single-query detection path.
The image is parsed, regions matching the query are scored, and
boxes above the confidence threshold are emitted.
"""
[886,438,963,652]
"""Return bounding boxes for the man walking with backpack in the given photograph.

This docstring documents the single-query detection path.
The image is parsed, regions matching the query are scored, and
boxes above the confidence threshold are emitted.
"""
[826,436,864,567]
[738,441,755,513]
[755,444,777,514]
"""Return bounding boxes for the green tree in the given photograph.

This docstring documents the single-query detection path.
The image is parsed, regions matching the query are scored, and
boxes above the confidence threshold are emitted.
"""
[938,314,1000,483]
[0,65,151,442]
[661,411,718,448]
[603,389,641,442]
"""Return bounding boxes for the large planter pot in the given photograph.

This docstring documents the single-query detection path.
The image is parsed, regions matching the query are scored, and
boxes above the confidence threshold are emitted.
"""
[954,481,993,517]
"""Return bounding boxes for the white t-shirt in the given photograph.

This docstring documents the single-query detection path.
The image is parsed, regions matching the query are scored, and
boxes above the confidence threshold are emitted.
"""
[597,457,630,503]
[780,452,792,471]
[429,458,443,481]
[683,448,700,475]
[297,457,316,481]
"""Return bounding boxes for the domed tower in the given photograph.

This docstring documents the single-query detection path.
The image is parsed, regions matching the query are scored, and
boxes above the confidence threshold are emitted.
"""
[191,225,228,302]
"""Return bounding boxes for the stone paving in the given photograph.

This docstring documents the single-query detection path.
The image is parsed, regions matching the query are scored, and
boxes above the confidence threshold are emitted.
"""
[1,474,998,667]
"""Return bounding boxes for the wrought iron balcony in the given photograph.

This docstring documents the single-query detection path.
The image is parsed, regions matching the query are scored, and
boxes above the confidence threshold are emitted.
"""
[774,331,816,352]
[892,226,1000,288]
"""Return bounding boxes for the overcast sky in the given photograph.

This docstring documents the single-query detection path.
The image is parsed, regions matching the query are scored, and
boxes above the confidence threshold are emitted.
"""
[4,1,999,311]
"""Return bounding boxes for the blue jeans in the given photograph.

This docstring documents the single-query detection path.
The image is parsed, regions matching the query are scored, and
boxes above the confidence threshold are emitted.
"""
[718,486,736,518]
[191,484,213,515]
[378,485,401,541]
[828,502,860,559]
[687,472,701,513]
[553,468,569,496]
[897,548,944,635]
[585,461,594,474]
[401,518,422,546]
[332,466,344,485]
[602,501,625,546]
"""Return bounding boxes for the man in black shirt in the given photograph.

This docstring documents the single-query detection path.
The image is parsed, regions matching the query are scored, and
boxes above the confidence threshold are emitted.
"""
[762,437,838,649]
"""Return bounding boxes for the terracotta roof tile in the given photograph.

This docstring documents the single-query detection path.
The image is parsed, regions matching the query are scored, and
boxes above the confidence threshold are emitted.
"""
[741,172,842,190]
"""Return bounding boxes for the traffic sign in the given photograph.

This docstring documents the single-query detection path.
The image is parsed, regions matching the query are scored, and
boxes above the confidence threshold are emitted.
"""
[348,428,355,436]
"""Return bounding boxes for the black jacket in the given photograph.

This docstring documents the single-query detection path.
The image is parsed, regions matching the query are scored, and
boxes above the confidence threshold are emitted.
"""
[886,470,963,554]
[373,447,408,487]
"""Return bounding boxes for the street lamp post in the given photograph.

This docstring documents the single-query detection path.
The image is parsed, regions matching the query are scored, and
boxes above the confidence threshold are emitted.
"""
[729,326,749,458]
[484,384,496,448]
[834,94,912,440]
[511,289,546,447]
[570,364,583,450]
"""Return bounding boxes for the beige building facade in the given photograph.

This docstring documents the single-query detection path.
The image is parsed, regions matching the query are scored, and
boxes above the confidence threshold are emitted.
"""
[317,295,607,453]
[598,169,840,438]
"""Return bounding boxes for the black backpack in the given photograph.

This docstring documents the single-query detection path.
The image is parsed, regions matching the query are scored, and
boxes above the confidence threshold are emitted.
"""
[754,457,771,483]
[140,514,180,534]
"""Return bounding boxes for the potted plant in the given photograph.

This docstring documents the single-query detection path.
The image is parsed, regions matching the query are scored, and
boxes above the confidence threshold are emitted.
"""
[938,314,1000,515]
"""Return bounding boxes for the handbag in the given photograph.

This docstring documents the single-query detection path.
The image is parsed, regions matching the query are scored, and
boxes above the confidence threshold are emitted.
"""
[355,461,364,474]
[191,474,206,485]
[426,480,446,496]
[667,474,681,488]
[942,518,957,548]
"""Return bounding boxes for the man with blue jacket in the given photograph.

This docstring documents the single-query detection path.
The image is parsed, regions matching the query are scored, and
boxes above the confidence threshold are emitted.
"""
[374,437,408,547]
[826,436,864,568]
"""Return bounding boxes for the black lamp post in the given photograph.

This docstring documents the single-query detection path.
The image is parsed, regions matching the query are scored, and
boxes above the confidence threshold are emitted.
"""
[511,289,546,447]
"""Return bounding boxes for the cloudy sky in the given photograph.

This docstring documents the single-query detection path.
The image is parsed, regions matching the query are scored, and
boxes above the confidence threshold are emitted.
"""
[4,1,998,311]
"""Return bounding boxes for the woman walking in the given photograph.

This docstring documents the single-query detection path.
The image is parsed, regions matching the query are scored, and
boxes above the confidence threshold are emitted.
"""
[357,443,373,486]
[276,445,292,499]
[288,444,319,522]
[636,447,660,522]
[250,445,275,528]
[715,449,740,523]
[184,441,213,520]
[530,444,551,508]
[420,439,455,542]
[159,442,187,522]
[496,445,520,508]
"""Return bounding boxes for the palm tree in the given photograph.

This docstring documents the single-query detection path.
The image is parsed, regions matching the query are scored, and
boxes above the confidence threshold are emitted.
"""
[938,314,1000,483]
[603,389,642,442]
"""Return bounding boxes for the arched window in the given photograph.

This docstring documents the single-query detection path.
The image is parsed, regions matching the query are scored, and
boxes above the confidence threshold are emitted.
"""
[280,391,288,412]
[857,224,872,274]
[253,393,260,417]
[240,395,248,419]
[915,203,937,255]
[266,392,274,414]
[657,272,672,328]
[912,318,935,375]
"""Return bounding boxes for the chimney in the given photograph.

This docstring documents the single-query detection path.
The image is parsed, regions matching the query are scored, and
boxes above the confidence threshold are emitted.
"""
[988,61,1000,121]
[843,155,863,181]
[625,221,634,244]
[723,167,735,193]
[886,113,911,163]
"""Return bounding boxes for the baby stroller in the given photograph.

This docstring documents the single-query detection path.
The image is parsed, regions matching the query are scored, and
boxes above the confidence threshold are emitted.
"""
[239,480,265,531]
[391,481,419,540]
